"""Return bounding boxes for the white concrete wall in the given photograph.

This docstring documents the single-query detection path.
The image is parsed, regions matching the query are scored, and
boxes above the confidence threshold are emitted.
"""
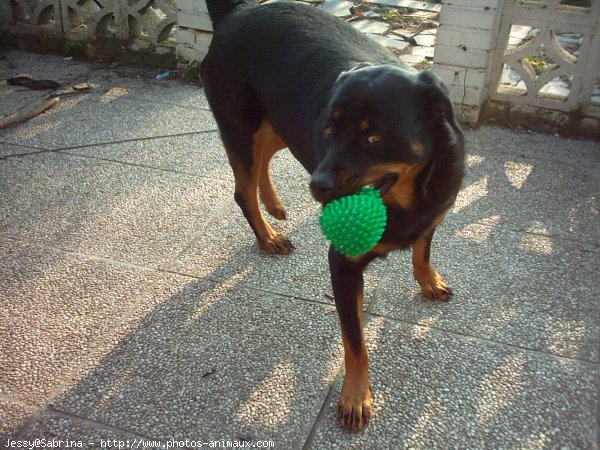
[176,0,212,74]
[177,0,504,123]
[433,0,503,124]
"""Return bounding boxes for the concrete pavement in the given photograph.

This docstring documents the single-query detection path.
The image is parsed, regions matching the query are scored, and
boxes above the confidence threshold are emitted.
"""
[0,49,599,449]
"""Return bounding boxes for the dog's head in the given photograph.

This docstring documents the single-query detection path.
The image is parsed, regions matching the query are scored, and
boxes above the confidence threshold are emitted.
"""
[310,64,462,205]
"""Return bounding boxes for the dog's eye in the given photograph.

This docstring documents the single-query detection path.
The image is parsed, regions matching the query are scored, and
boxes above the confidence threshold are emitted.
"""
[367,134,382,144]
[324,126,333,138]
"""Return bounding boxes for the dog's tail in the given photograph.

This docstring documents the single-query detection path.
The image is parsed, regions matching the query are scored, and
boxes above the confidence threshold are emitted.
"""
[206,0,256,28]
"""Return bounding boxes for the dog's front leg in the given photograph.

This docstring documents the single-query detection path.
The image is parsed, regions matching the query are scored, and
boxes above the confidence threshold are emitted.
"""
[329,247,372,432]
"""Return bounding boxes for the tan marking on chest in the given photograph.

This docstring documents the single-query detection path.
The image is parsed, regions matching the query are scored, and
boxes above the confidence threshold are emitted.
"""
[369,242,400,257]
[381,163,424,210]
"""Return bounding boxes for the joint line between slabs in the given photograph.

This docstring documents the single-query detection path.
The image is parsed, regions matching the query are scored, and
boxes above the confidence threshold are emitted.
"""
[370,311,600,366]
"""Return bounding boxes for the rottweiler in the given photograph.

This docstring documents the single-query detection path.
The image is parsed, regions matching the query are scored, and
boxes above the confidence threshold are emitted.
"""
[200,0,465,432]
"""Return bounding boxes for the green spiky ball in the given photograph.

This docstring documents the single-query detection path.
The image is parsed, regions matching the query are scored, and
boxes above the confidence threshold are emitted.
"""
[319,186,387,257]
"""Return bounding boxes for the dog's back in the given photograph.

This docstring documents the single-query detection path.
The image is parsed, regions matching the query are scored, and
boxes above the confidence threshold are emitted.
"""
[205,0,256,28]
[201,1,402,171]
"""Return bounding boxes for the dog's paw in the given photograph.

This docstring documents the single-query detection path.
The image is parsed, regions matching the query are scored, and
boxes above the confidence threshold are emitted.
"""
[337,379,371,432]
[414,269,452,301]
[258,234,294,254]
[266,203,287,221]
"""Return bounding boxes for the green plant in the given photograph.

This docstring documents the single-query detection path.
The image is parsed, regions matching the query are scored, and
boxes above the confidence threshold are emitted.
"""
[66,41,86,57]
[381,10,398,20]
[185,61,200,83]
[525,52,548,75]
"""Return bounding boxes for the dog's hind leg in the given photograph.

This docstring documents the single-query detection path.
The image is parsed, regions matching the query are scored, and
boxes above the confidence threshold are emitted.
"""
[224,119,294,254]
[257,122,287,221]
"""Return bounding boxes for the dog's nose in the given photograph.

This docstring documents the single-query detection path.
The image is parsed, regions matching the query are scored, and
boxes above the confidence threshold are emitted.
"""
[310,172,336,199]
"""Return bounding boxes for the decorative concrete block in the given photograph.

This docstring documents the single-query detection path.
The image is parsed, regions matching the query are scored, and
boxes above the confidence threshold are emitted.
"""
[193,0,209,14]
[439,4,497,30]
[446,84,485,106]
[195,29,213,50]
[176,0,213,73]
[176,44,199,62]
[455,105,481,123]
[443,0,498,8]
[177,10,212,31]
[177,0,196,13]
[436,26,492,50]
[176,28,197,46]
[433,0,503,123]
[434,44,490,69]
[433,64,487,89]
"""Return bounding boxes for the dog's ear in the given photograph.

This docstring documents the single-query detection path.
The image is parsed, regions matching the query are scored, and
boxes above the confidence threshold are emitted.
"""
[347,62,374,72]
[417,71,464,203]
[337,62,374,81]
[419,70,462,134]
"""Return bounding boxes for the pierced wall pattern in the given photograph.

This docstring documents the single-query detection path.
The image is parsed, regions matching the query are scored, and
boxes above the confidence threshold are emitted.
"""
[489,0,600,116]
[2,0,177,60]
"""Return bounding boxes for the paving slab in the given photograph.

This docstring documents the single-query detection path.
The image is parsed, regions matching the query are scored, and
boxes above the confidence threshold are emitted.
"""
[320,0,354,17]
[0,72,216,149]
[0,92,216,150]
[363,0,442,12]
[410,45,435,59]
[399,54,428,68]
[367,34,410,51]
[420,27,438,35]
[0,51,88,120]
[351,19,390,35]
[0,151,100,231]
[460,131,600,243]
[0,152,229,268]
[14,411,146,448]
[390,29,416,39]
[0,399,36,437]
[0,143,44,157]
[169,198,395,304]
[51,275,343,446]
[467,124,600,168]
[63,131,232,180]
[0,50,211,112]
[413,33,436,47]
[310,318,597,449]
[371,220,600,362]
[0,240,168,404]
[1,51,95,88]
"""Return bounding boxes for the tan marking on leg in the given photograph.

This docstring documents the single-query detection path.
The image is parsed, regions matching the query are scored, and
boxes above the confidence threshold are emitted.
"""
[411,210,452,300]
[255,120,287,220]
[234,119,291,254]
[259,167,287,220]
[338,337,371,432]
[337,292,371,432]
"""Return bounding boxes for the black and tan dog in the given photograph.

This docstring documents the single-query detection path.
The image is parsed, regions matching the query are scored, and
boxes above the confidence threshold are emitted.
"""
[200,0,465,432]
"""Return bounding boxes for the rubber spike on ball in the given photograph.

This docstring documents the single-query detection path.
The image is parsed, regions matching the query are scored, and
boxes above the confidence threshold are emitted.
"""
[318,186,387,257]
